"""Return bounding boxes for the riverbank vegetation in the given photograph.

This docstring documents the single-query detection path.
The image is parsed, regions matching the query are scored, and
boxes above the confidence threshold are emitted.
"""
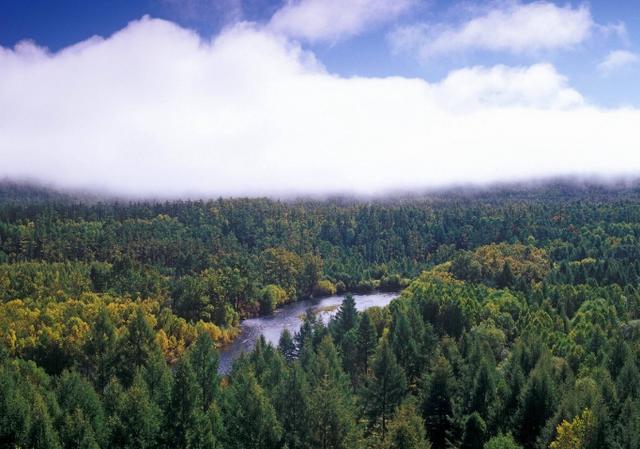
[2,182,640,448]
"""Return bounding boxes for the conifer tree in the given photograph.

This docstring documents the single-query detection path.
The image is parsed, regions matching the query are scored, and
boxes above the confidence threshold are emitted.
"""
[224,368,282,449]
[422,356,456,449]
[274,362,313,449]
[84,306,117,392]
[362,335,407,439]
[188,331,220,411]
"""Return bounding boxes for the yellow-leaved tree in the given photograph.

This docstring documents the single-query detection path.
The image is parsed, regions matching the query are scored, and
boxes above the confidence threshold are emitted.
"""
[549,408,594,449]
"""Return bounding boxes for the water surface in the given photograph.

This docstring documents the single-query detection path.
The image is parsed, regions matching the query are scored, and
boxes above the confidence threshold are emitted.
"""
[218,292,398,373]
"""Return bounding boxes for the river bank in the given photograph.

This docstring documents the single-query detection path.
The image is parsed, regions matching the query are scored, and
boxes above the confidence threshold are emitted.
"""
[218,291,399,373]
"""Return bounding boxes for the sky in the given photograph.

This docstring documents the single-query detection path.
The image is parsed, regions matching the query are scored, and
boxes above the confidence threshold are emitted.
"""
[1,0,639,197]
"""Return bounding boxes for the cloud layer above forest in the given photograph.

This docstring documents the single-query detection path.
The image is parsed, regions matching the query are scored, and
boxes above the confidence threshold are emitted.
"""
[1,17,639,197]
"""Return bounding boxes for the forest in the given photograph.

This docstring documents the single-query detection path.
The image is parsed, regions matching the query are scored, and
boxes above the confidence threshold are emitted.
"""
[2,181,640,449]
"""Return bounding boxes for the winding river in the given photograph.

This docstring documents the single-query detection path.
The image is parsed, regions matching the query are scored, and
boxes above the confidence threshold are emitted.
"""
[218,292,399,373]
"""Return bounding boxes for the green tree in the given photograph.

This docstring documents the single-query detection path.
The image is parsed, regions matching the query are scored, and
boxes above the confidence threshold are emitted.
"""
[362,335,407,439]
[117,307,160,386]
[308,336,360,449]
[108,372,162,449]
[461,412,487,449]
[274,362,313,449]
[518,355,556,448]
[56,371,106,448]
[224,368,282,449]
[386,400,432,449]
[166,358,217,449]
[278,328,297,362]
[188,331,220,411]
[83,306,117,392]
[483,434,522,449]
[422,356,456,449]
[356,312,378,377]
[331,294,359,345]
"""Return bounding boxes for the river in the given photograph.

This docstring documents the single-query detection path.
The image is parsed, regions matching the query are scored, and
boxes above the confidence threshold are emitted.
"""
[218,291,399,373]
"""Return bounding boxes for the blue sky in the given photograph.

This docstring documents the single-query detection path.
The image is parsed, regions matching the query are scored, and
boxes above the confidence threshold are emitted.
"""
[2,0,638,106]
[1,1,639,196]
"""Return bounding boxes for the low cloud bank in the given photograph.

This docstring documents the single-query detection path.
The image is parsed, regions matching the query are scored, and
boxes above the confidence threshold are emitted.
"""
[1,17,639,197]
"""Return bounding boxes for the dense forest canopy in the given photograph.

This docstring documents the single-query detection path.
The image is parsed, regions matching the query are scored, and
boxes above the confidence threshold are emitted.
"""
[2,181,640,449]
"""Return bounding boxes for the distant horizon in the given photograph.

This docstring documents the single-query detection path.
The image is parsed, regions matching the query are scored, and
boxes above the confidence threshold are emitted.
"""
[3,174,640,203]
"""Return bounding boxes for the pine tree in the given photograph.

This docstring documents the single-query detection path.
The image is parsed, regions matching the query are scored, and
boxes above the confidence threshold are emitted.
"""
[386,400,432,449]
[390,308,422,384]
[615,398,640,449]
[141,350,172,411]
[331,294,359,345]
[274,362,313,449]
[188,331,220,411]
[461,412,487,449]
[483,434,522,449]
[518,355,556,449]
[616,354,640,403]
[356,312,378,379]
[224,368,282,449]
[422,356,456,449]
[84,306,117,392]
[117,307,160,386]
[60,409,100,449]
[497,261,515,289]
[166,358,216,449]
[110,372,162,449]
[362,335,407,440]
[278,328,297,362]
[27,394,61,449]
[56,371,106,448]
[308,336,360,449]
[469,357,497,419]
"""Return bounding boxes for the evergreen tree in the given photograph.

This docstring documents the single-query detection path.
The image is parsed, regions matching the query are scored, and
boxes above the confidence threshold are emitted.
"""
[278,328,297,362]
[224,368,282,449]
[615,399,640,449]
[331,294,359,345]
[274,362,313,449]
[616,354,640,403]
[461,412,487,449]
[188,331,220,411]
[108,372,162,449]
[340,329,359,386]
[362,335,407,439]
[497,261,515,289]
[28,395,62,449]
[390,309,422,383]
[56,370,106,448]
[308,336,360,449]
[0,366,30,447]
[422,356,456,449]
[166,358,217,449]
[117,307,159,386]
[83,306,117,392]
[518,355,556,449]
[141,350,172,411]
[483,434,522,449]
[469,356,497,420]
[356,312,378,378]
[386,400,432,449]
[60,409,100,449]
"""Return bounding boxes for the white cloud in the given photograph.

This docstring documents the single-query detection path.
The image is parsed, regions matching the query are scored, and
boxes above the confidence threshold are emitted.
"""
[598,49,639,74]
[268,0,415,43]
[434,63,584,111]
[0,17,639,198]
[390,1,593,60]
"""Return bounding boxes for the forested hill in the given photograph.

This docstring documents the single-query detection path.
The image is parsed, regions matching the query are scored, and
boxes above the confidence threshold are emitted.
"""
[2,181,640,448]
